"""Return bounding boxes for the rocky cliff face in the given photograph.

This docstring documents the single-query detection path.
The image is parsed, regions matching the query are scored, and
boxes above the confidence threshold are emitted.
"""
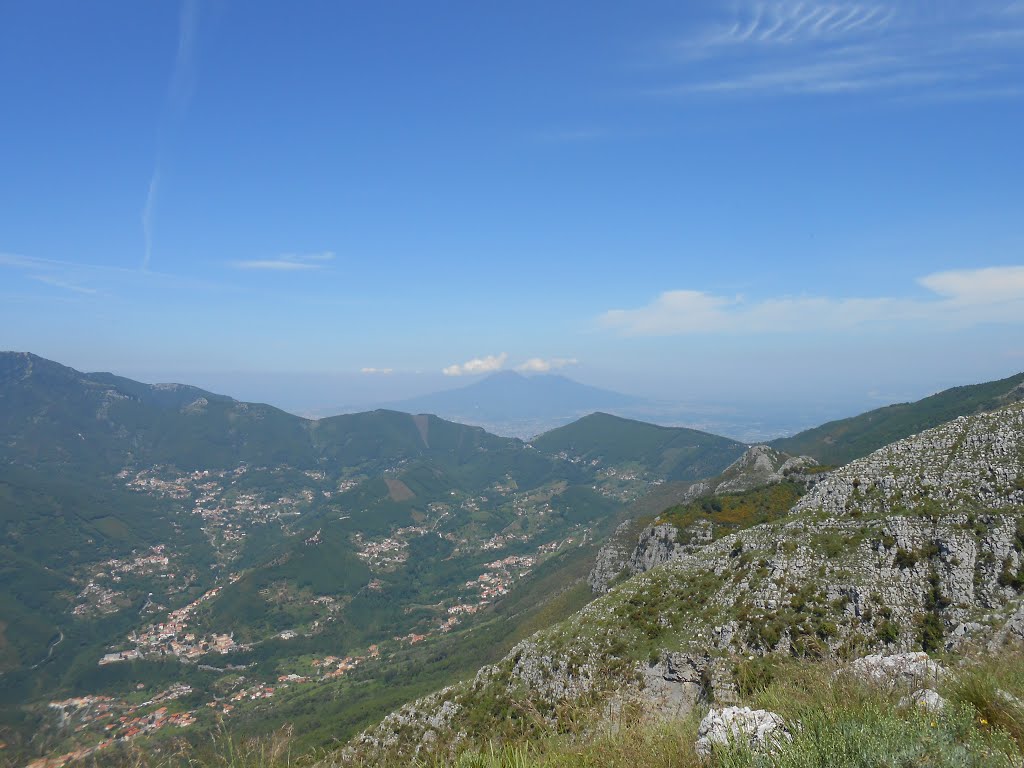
[589,445,821,593]
[789,406,1024,519]
[587,519,639,593]
[344,404,1024,765]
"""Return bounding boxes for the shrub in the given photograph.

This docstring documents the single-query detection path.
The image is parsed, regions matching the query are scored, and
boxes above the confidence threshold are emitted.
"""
[814,532,845,559]
[918,612,945,653]
[998,559,1024,592]
[894,548,918,569]
[875,619,899,645]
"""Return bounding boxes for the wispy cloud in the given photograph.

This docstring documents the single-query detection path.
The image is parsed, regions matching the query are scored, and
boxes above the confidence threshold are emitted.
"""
[515,357,579,373]
[1,251,218,294]
[143,0,200,270]
[599,266,1024,336]
[29,275,98,295]
[360,367,394,375]
[142,171,159,271]
[659,2,1024,99]
[692,3,894,50]
[230,252,335,271]
[0,252,100,295]
[442,353,508,376]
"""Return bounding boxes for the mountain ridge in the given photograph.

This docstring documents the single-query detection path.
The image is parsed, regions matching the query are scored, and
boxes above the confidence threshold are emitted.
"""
[343,401,1024,765]
[531,411,747,482]
[771,370,1024,465]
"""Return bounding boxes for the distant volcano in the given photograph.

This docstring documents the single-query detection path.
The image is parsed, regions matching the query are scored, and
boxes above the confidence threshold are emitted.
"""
[384,371,643,435]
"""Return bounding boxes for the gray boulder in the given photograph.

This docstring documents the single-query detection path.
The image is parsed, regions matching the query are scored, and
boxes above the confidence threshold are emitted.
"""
[847,652,944,691]
[695,705,791,756]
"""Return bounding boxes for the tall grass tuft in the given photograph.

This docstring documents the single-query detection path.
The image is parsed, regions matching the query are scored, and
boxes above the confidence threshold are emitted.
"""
[945,650,1024,750]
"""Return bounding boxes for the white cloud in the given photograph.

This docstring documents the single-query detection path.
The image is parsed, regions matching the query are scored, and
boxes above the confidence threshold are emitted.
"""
[442,353,508,376]
[918,266,1024,305]
[231,252,335,271]
[515,357,580,372]
[360,367,394,375]
[599,266,1024,336]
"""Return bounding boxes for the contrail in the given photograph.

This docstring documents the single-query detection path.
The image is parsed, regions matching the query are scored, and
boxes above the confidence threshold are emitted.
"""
[142,0,199,270]
[142,171,159,271]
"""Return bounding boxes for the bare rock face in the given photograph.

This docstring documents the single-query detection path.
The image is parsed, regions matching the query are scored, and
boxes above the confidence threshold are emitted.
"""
[588,520,636,594]
[618,403,1024,653]
[629,522,706,575]
[789,406,1024,521]
[640,651,710,718]
[992,601,1024,650]
[346,686,464,759]
[695,706,791,756]
[716,446,818,493]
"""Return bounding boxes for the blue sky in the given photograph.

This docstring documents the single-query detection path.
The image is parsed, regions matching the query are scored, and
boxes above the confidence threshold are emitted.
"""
[2,1,1023,418]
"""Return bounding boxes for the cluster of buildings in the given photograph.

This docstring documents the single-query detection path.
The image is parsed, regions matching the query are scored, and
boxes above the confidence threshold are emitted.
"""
[337,478,361,493]
[73,546,177,618]
[104,586,237,664]
[122,465,314,560]
[352,532,410,568]
[396,632,428,645]
[310,643,380,679]
[225,683,277,703]
[489,477,518,495]
[537,538,572,554]
[73,583,125,618]
[480,532,530,550]
[462,554,538,602]
[100,707,196,740]
[546,450,596,465]
[34,686,197,768]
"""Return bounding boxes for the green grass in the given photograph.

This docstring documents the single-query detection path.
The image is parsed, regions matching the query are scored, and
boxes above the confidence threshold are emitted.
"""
[423,652,1024,768]
[61,648,1024,768]
[656,481,805,541]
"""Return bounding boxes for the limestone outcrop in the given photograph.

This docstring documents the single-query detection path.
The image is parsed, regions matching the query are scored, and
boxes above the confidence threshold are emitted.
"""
[695,706,791,756]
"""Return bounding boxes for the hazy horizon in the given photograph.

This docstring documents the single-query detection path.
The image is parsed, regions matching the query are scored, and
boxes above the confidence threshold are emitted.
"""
[9,348,1020,444]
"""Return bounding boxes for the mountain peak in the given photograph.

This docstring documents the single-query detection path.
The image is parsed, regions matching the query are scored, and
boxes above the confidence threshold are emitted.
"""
[484,369,526,380]
[383,372,643,437]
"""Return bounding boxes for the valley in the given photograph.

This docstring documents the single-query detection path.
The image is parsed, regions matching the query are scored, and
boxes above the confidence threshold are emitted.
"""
[3,353,1024,767]
[1,353,751,764]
